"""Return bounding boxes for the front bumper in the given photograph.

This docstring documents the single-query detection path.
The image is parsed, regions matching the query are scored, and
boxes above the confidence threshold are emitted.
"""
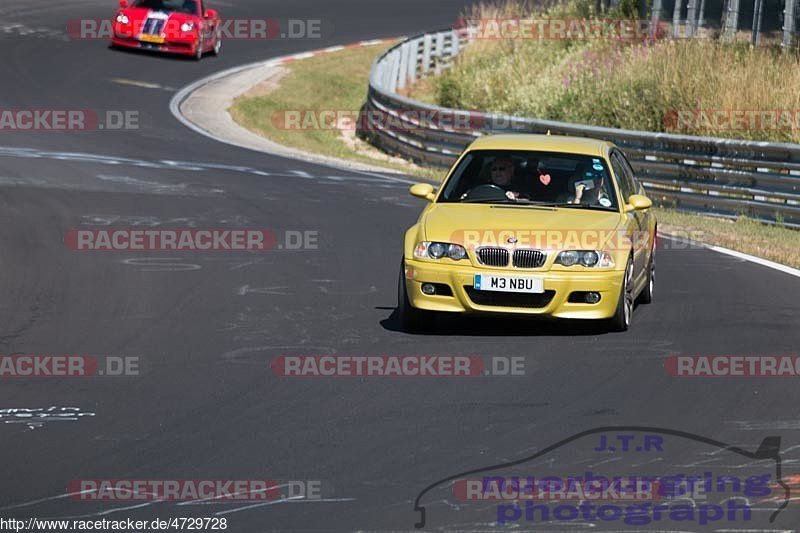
[404,258,624,319]
[111,35,197,56]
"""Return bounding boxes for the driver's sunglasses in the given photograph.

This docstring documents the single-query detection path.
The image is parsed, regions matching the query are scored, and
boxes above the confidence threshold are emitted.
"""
[491,166,510,172]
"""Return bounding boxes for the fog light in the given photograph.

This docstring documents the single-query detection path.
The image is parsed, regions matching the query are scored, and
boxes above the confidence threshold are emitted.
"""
[421,283,436,295]
[585,292,601,304]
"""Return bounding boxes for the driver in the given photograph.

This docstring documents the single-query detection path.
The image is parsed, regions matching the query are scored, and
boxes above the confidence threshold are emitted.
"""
[489,157,523,200]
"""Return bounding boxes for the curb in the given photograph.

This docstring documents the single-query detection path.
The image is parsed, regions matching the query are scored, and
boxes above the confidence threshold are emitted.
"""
[169,38,413,179]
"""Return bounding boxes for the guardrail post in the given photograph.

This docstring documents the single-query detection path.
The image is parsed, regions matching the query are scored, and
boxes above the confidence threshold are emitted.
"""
[397,42,409,90]
[650,0,663,38]
[686,0,697,36]
[434,33,445,75]
[451,30,461,56]
[724,0,740,40]
[697,0,706,32]
[407,38,419,84]
[672,0,683,37]
[421,34,433,75]
[387,50,400,94]
[783,0,798,50]
[752,0,765,44]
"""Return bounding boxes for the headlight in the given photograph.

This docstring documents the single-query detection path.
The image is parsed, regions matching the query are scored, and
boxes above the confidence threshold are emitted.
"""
[413,242,468,261]
[555,250,614,268]
[181,22,195,32]
[580,251,599,267]
[558,250,579,266]
[116,14,129,24]
[447,244,467,260]
[428,242,447,259]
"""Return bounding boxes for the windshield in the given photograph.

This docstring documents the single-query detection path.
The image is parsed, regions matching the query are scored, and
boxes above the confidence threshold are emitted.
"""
[438,149,619,210]
[131,0,200,15]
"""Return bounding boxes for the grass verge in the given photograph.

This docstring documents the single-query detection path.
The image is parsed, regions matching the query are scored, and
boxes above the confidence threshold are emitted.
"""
[229,33,800,270]
[229,42,441,181]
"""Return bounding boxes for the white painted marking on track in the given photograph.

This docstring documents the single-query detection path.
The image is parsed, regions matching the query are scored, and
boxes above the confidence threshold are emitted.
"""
[237,285,291,296]
[287,52,315,60]
[177,483,290,506]
[659,232,800,278]
[0,490,97,511]
[214,497,356,516]
[63,501,161,519]
[228,257,269,271]
[0,406,95,429]
[110,78,176,91]
[0,146,410,188]
[121,258,201,272]
[729,420,800,430]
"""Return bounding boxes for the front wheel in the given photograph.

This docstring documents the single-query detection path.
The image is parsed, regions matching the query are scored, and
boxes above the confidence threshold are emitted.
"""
[637,248,655,305]
[607,257,634,332]
[397,263,430,333]
[211,30,222,55]
[194,37,204,60]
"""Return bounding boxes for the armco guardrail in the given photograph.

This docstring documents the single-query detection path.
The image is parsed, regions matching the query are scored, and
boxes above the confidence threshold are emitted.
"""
[357,29,800,227]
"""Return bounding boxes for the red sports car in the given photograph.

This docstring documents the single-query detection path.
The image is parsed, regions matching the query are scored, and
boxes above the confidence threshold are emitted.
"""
[111,0,221,59]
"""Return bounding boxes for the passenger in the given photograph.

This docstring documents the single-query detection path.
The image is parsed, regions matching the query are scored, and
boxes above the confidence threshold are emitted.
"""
[567,167,612,206]
[528,160,559,202]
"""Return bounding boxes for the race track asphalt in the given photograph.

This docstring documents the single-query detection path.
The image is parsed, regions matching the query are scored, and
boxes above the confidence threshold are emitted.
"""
[0,1,799,531]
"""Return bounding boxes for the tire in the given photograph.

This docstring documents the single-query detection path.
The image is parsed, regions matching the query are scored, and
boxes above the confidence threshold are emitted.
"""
[211,30,221,55]
[637,246,655,305]
[608,257,634,332]
[194,37,204,60]
[397,262,429,333]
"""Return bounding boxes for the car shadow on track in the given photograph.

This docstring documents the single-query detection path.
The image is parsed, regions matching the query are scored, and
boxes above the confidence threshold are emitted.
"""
[108,44,215,62]
[379,307,620,336]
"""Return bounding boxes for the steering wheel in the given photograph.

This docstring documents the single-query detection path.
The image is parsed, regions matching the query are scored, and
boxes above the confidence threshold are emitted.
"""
[461,184,509,202]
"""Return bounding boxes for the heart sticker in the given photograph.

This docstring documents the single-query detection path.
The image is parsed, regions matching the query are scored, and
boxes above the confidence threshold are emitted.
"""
[539,173,551,186]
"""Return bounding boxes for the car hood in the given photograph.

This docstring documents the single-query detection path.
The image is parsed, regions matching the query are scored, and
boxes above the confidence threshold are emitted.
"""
[120,7,198,23]
[421,203,624,251]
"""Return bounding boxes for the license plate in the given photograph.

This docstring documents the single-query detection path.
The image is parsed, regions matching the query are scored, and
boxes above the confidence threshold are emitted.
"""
[474,274,543,293]
[139,34,165,44]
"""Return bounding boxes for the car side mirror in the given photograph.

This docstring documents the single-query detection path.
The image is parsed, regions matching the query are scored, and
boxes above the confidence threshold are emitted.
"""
[204,9,218,18]
[119,0,127,7]
[409,183,436,202]
[625,194,652,212]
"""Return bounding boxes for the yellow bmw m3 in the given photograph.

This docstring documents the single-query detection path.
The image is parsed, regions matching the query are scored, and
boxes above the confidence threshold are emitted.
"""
[398,134,656,332]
